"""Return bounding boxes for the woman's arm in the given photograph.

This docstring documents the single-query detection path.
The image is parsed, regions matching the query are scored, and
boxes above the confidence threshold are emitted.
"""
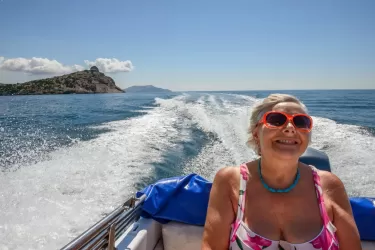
[321,171,362,250]
[201,167,237,250]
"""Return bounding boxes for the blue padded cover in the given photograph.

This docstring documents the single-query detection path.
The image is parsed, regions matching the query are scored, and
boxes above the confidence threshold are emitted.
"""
[350,197,375,241]
[136,173,212,226]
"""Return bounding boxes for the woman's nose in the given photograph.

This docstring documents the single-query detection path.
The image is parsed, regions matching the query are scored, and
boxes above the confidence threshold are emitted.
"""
[283,120,296,133]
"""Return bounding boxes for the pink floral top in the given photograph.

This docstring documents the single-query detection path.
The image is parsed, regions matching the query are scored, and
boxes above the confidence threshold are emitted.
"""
[229,163,339,250]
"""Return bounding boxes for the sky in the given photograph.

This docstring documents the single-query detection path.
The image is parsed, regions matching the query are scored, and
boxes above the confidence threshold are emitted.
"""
[0,0,374,91]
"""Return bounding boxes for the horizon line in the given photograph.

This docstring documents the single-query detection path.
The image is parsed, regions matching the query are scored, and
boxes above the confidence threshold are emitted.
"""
[176,88,375,92]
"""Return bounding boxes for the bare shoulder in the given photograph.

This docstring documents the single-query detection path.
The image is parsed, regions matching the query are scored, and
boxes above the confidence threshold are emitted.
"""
[315,169,354,216]
[214,165,239,181]
[213,161,256,191]
[212,166,240,195]
[316,170,347,199]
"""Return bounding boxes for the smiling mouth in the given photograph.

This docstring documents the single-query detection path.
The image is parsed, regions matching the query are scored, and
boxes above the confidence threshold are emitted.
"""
[275,139,298,145]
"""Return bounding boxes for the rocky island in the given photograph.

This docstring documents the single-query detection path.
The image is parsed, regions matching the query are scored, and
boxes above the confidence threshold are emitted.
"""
[0,66,124,96]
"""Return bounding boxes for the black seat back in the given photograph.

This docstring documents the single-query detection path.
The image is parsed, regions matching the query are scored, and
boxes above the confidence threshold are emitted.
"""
[299,147,331,172]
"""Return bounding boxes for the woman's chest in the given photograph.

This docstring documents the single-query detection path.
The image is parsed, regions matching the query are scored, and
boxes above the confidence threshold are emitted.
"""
[242,188,329,242]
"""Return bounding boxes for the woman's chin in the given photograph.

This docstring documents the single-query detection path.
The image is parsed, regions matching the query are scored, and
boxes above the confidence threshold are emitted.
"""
[270,142,304,159]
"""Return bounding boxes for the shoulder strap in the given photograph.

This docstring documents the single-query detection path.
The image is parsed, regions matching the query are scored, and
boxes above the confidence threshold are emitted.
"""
[311,166,339,247]
[235,163,249,222]
[230,163,249,242]
[311,167,336,231]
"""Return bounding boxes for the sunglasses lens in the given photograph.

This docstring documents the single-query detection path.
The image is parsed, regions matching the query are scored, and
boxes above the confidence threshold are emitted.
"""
[293,115,312,129]
[265,113,287,127]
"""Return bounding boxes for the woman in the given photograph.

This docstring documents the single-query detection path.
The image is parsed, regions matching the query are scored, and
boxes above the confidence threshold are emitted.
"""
[201,94,361,250]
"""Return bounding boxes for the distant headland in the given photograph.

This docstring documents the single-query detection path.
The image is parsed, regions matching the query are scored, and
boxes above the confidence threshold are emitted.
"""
[125,85,172,93]
[0,66,124,96]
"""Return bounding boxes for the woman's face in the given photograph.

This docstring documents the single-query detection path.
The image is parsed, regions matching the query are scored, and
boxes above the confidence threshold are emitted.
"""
[254,102,311,160]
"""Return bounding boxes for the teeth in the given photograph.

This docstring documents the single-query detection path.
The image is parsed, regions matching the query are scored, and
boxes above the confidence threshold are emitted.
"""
[278,140,296,144]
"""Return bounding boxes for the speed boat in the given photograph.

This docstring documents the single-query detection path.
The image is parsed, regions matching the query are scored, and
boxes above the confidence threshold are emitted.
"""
[60,148,375,250]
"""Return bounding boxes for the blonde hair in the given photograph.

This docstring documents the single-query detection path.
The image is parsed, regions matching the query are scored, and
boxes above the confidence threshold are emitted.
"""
[247,93,308,155]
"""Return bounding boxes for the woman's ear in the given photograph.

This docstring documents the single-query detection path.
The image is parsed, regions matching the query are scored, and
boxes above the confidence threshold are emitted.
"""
[252,125,259,141]
[252,126,261,155]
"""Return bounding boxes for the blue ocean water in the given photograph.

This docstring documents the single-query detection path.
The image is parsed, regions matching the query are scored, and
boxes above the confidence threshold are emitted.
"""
[0,93,167,169]
[0,90,374,249]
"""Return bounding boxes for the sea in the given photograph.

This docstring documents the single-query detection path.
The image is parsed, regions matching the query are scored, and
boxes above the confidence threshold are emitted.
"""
[0,90,374,250]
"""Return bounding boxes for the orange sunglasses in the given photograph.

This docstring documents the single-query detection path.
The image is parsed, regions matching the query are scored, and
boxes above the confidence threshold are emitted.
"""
[259,111,313,132]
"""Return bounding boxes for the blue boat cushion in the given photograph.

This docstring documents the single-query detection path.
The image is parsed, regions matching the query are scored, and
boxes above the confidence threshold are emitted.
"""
[137,174,212,226]
[350,197,375,241]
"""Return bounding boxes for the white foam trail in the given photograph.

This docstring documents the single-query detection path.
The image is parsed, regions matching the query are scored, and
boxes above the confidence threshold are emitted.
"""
[155,93,259,180]
[310,116,375,196]
[0,98,195,250]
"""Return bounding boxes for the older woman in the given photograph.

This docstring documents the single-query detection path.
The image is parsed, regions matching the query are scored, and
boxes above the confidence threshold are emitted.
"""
[201,94,361,250]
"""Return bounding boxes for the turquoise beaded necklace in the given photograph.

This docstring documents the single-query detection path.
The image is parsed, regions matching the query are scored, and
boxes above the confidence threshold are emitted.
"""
[258,158,300,193]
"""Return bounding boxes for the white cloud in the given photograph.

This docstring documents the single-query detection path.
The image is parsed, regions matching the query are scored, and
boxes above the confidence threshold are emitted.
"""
[84,58,134,73]
[0,56,134,75]
[0,57,85,75]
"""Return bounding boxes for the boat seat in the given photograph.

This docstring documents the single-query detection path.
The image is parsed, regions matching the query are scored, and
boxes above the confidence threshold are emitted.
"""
[299,147,331,172]
[162,221,204,250]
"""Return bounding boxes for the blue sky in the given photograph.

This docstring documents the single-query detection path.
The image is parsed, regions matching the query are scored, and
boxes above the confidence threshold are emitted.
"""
[0,0,374,91]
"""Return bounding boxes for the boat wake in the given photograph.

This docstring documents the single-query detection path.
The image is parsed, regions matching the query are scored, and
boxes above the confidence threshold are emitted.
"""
[0,92,374,250]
